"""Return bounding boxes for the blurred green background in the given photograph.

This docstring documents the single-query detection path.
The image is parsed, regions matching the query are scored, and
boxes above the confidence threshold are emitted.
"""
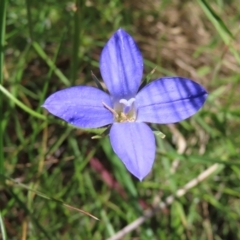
[1,0,240,239]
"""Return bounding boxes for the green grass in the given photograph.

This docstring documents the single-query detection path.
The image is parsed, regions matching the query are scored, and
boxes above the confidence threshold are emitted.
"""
[1,0,240,239]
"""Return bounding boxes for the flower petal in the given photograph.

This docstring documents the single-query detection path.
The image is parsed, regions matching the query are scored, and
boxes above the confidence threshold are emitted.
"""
[136,77,208,124]
[109,122,155,180]
[43,86,113,128]
[100,29,143,99]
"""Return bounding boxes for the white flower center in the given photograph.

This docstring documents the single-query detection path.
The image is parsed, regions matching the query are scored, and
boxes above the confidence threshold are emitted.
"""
[115,98,136,122]
[102,98,137,123]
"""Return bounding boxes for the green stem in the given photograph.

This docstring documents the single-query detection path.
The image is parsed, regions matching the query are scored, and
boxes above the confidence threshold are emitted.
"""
[71,0,85,84]
[0,1,7,238]
[0,0,7,176]
[25,0,34,41]
[0,85,47,120]
[0,211,7,240]
[32,41,70,86]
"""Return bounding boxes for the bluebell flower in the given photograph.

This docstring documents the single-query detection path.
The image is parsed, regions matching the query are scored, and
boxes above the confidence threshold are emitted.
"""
[43,29,208,181]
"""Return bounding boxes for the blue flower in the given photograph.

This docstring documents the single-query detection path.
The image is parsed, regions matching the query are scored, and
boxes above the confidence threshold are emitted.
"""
[43,29,208,181]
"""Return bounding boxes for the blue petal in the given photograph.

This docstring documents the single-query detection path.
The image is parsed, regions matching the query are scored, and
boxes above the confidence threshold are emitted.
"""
[43,86,114,128]
[100,29,143,99]
[109,122,156,181]
[136,77,208,124]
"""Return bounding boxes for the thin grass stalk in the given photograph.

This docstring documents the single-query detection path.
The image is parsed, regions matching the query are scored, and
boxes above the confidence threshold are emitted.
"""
[0,1,7,238]
[71,0,85,84]
[0,211,7,240]
[25,0,33,41]
[0,0,7,176]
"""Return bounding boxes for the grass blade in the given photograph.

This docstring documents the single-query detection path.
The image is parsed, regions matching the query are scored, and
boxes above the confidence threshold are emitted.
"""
[32,41,70,86]
[0,0,7,177]
[0,85,47,120]
[197,0,233,43]
[0,211,7,240]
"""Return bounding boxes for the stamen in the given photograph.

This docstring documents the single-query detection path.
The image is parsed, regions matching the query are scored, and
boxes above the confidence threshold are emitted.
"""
[102,102,118,116]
